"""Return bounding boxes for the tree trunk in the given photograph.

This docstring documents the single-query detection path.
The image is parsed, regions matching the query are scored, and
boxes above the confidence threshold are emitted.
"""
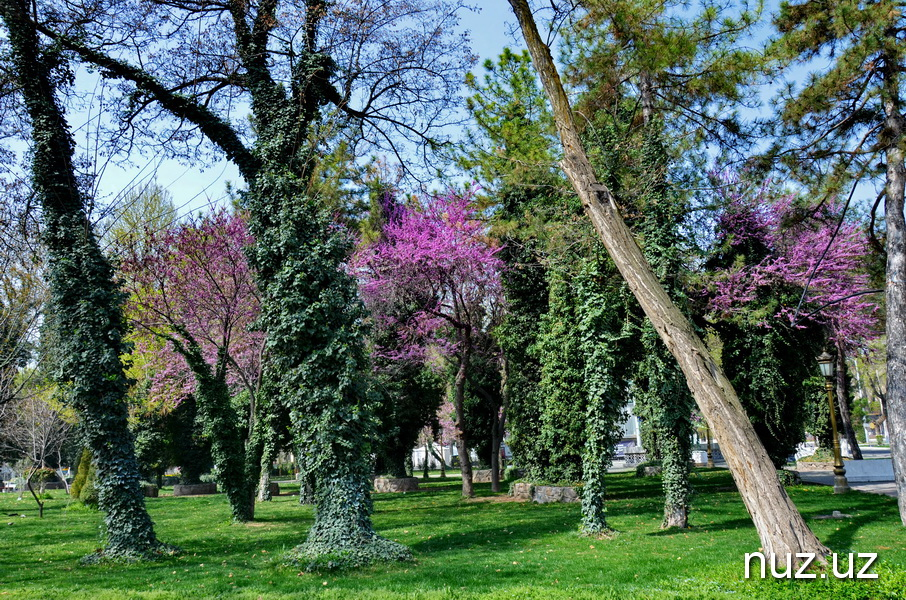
[835,341,863,460]
[882,69,906,523]
[0,0,167,560]
[490,423,501,493]
[508,0,828,558]
[453,349,474,498]
[257,464,272,502]
[295,448,315,505]
[437,437,447,478]
[181,350,255,521]
[491,354,509,493]
[423,440,431,479]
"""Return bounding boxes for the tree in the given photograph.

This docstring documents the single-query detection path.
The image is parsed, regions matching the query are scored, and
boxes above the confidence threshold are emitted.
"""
[508,0,830,559]
[353,191,505,498]
[0,180,42,414]
[768,0,906,521]
[0,371,73,470]
[121,209,264,521]
[703,177,881,463]
[459,48,561,487]
[0,0,169,560]
[31,0,473,567]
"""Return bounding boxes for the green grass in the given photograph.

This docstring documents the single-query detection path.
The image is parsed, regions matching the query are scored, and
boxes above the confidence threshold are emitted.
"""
[1,470,905,599]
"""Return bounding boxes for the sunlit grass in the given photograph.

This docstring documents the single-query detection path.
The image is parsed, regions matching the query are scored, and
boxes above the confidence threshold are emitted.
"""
[1,470,904,599]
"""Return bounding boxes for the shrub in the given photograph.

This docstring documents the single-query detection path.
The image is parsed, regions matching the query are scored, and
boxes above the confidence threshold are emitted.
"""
[79,460,99,509]
[634,460,662,477]
[798,448,834,463]
[776,469,801,486]
[70,448,91,499]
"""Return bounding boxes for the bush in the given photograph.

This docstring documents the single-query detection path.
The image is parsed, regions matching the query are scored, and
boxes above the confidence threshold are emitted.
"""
[70,448,91,499]
[79,460,99,509]
[776,469,801,486]
[634,460,662,477]
[503,466,523,482]
[798,448,834,463]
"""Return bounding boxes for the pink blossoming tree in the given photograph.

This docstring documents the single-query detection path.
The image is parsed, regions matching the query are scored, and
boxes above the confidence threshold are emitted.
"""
[704,176,881,460]
[352,191,505,497]
[707,184,879,348]
[120,210,264,521]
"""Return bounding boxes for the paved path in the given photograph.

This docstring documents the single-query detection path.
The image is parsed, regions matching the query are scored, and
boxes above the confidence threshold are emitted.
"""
[796,445,897,497]
[796,471,898,497]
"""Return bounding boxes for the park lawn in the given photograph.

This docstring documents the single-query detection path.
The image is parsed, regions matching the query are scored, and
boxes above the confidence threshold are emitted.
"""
[1,470,905,600]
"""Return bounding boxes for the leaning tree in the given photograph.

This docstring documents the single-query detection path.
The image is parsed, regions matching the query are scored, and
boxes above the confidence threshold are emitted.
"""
[507,0,830,559]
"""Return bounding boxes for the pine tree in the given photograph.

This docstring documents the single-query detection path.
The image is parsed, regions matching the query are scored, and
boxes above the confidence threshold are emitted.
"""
[768,0,906,522]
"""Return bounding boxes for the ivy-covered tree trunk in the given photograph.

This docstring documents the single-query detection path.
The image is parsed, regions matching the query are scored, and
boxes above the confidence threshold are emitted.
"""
[510,0,829,558]
[0,0,168,560]
[247,176,409,570]
[176,343,257,521]
[576,260,631,535]
[496,241,549,479]
[536,268,588,483]
[636,325,695,529]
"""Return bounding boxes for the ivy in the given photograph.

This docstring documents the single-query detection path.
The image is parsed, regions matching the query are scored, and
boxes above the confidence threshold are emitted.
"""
[534,266,587,484]
[244,172,410,570]
[0,0,173,561]
[575,258,633,535]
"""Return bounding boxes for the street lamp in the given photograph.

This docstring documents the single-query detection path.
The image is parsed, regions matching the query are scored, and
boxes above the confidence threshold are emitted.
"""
[817,351,850,494]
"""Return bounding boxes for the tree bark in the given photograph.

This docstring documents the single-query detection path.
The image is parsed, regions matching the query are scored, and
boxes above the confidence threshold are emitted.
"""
[490,354,509,493]
[834,341,863,460]
[508,0,828,558]
[881,52,906,523]
[453,347,474,498]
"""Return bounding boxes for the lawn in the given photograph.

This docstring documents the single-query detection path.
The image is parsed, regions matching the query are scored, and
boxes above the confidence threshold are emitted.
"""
[1,470,904,599]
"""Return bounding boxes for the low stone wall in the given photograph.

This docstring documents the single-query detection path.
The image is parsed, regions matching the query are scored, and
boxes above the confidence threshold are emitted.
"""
[143,485,159,498]
[844,459,895,482]
[373,477,419,493]
[473,469,494,483]
[795,461,834,472]
[267,482,280,496]
[533,485,579,504]
[510,482,534,500]
[509,482,579,503]
[173,482,217,496]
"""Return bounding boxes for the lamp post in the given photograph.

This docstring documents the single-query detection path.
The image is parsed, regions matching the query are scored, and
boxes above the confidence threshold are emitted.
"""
[817,351,850,494]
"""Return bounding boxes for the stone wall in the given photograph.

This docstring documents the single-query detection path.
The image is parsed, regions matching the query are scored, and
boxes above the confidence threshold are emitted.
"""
[173,482,217,496]
[473,469,493,483]
[795,461,834,472]
[509,482,579,503]
[373,477,419,493]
